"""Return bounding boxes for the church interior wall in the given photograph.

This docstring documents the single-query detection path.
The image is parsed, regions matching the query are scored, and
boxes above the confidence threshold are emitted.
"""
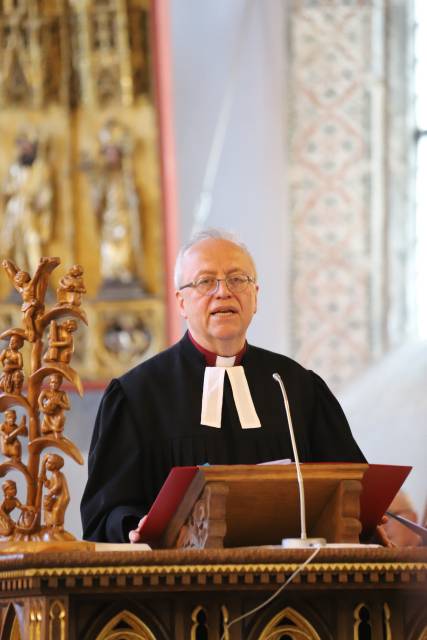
[169,0,292,359]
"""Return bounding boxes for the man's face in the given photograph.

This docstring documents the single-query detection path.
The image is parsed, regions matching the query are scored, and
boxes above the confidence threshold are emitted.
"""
[176,239,258,355]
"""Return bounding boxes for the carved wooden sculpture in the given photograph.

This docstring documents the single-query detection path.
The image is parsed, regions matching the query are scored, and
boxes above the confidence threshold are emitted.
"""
[44,319,78,364]
[0,410,27,461]
[0,334,24,393]
[56,264,86,307]
[0,257,87,541]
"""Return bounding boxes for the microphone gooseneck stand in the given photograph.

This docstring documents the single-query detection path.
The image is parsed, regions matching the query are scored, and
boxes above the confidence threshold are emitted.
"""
[273,372,326,548]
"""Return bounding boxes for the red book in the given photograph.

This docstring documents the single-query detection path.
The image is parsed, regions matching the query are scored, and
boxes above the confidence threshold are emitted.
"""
[359,463,411,539]
[139,466,198,544]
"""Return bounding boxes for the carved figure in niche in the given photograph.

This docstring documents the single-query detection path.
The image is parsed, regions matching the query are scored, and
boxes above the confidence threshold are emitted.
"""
[0,334,24,393]
[38,373,70,439]
[176,495,209,549]
[2,256,59,342]
[83,119,142,286]
[40,453,69,529]
[0,480,33,536]
[44,319,78,364]
[56,265,86,307]
[1,128,53,275]
[0,410,27,461]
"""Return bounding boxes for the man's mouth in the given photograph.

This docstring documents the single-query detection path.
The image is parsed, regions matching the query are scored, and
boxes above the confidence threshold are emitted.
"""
[211,308,237,316]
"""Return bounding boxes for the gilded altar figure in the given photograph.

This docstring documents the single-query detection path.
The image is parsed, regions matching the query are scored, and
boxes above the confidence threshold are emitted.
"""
[40,453,70,529]
[1,129,53,275]
[84,119,142,286]
[38,373,70,439]
[0,334,24,394]
[2,257,59,342]
[44,319,78,364]
[0,410,27,461]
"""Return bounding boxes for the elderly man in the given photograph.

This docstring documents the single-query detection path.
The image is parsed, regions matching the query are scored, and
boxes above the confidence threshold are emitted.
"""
[81,230,365,542]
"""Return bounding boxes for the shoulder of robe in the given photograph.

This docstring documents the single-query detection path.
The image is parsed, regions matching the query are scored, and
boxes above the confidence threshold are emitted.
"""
[246,344,312,378]
[118,340,183,390]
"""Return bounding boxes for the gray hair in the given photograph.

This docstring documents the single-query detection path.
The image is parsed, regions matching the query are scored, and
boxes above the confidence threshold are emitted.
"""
[174,228,257,289]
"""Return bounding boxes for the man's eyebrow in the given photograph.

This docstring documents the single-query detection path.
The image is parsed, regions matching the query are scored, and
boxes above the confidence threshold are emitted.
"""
[194,267,249,277]
[192,270,217,279]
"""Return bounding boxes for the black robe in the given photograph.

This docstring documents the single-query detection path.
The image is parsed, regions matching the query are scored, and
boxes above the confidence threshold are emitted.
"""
[81,332,366,542]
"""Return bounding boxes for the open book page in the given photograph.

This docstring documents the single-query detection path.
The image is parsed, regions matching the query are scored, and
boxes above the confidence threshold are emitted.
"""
[258,459,292,465]
[94,542,151,551]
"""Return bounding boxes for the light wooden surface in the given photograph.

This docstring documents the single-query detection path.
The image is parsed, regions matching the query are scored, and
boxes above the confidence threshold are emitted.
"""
[162,463,368,548]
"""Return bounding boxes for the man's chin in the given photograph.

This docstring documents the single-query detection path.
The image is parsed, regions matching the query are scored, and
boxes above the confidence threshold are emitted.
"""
[209,326,241,340]
[189,325,246,353]
[208,330,246,350]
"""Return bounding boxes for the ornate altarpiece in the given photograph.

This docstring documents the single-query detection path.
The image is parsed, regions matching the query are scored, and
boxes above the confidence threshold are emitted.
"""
[0,0,165,381]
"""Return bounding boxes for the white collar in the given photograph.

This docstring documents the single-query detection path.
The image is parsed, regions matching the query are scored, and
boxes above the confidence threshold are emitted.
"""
[201,365,261,429]
[215,355,236,367]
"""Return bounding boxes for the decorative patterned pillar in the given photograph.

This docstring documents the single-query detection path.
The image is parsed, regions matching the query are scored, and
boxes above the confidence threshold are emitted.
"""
[288,0,413,387]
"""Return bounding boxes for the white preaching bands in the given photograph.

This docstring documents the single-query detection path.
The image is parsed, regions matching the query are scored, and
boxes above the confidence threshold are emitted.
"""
[201,355,261,429]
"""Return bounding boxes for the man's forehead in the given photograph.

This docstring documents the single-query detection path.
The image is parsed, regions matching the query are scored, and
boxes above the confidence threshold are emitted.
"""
[182,239,254,272]
[184,239,252,263]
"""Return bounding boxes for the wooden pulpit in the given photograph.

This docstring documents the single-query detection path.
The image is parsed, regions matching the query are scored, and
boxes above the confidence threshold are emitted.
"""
[0,462,425,640]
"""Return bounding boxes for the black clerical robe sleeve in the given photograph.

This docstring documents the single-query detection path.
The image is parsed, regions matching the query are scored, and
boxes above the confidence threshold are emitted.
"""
[80,380,148,542]
[308,371,366,462]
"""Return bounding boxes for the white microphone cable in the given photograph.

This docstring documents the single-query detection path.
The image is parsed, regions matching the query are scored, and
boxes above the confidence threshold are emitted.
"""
[219,545,321,640]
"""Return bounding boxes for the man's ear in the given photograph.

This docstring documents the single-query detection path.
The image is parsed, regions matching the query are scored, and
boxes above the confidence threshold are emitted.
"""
[175,290,188,319]
[253,284,259,315]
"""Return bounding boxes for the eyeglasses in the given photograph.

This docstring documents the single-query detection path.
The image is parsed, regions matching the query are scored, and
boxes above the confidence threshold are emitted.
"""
[179,274,256,296]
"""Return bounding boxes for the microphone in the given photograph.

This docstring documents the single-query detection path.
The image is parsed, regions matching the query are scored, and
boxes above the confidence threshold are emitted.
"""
[273,373,326,548]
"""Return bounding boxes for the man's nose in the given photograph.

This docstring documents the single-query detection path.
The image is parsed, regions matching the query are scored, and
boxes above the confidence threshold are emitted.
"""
[215,279,231,296]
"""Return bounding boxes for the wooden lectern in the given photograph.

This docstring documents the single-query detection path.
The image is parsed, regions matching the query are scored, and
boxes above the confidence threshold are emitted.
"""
[147,463,370,549]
